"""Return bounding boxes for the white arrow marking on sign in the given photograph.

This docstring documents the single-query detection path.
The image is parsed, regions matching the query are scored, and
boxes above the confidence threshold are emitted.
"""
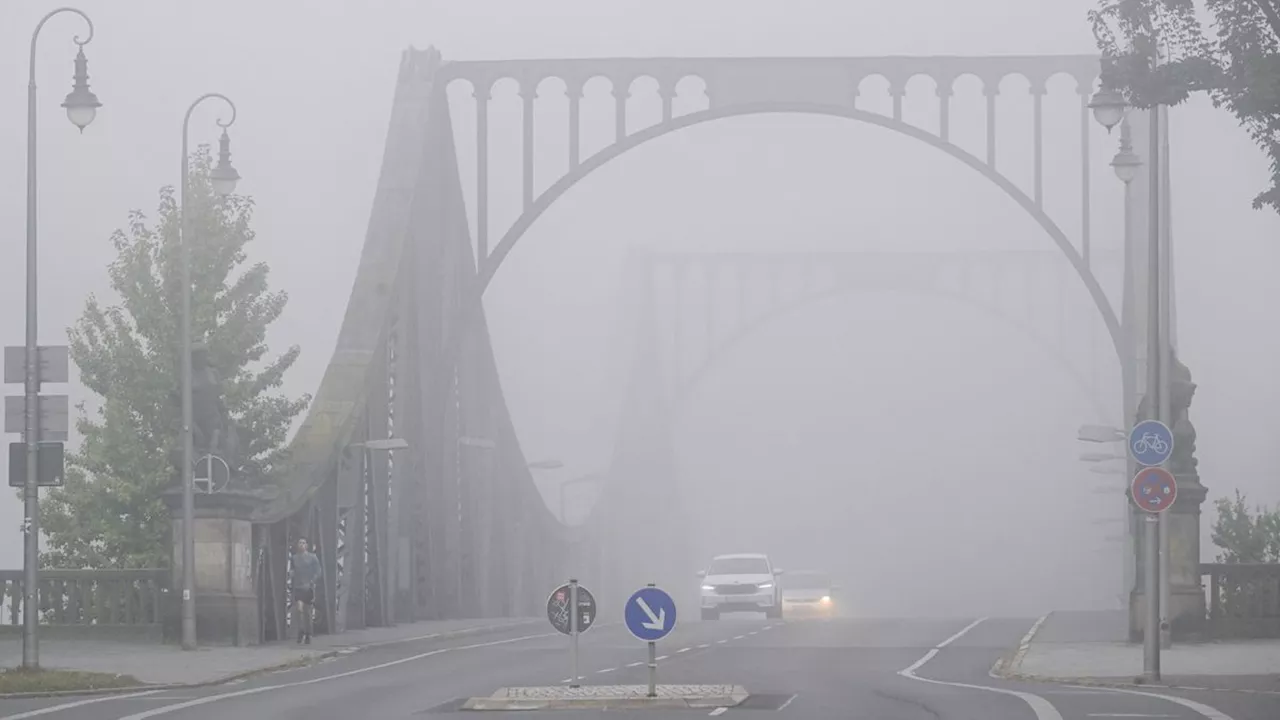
[636,596,666,630]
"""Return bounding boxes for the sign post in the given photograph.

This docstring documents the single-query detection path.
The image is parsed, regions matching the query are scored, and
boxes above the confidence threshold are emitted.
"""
[1128,419,1174,680]
[547,580,596,688]
[624,584,677,698]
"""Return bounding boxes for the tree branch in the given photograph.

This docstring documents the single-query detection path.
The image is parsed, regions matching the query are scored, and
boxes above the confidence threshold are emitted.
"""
[1251,0,1280,42]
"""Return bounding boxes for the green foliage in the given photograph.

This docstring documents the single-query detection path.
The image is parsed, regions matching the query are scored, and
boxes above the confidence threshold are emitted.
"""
[1090,0,1280,212]
[40,147,310,569]
[1211,490,1280,562]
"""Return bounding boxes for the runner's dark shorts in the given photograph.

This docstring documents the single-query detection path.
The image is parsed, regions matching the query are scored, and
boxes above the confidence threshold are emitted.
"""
[294,587,315,604]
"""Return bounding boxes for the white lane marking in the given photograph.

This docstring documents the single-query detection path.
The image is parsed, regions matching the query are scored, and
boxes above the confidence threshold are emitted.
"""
[899,617,1065,720]
[936,617,988,648]
[655,655,668,661]
[733,635,745,640]
[113,631,557,720]
[708,707,728,716]
[697,643,710,649]
[748,631,758,636]
[1071,686,1237,720]
[677,647,690,653]
[626,661,644,667]
[0,691,164,720]
[716,639,727,644]
[1087,714,1179,718]
[1003,612,1051,674]
[597,667,615,674]
[777,693,798,711]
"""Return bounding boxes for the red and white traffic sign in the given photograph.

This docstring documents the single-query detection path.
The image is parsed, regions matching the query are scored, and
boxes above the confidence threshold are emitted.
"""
[1130,467,1177,514]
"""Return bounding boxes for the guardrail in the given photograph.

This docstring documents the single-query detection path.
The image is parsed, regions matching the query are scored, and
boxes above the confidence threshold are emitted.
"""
[0,568,168,641]
[1202,562,1280,639]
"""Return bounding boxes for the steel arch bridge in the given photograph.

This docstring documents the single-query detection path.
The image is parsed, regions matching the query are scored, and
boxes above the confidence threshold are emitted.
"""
[243,47,1151,637]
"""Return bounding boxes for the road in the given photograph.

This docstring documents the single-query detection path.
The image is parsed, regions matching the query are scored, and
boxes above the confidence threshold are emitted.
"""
[1,615,1273,719]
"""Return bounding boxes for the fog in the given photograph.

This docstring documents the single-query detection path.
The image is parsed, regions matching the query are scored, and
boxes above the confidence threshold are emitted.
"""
[2,0,1279,620]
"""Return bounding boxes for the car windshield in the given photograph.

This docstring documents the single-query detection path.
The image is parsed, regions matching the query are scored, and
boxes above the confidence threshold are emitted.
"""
[785,572,831,589]
[707,557,771,575]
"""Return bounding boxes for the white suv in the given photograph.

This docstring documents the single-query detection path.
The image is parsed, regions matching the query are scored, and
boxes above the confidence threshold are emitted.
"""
[697,553,783,620]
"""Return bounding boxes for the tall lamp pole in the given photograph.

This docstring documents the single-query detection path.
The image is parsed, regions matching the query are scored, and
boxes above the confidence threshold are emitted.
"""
[23,7,102,669]
[1090,48,1168,681]
[179,94,242,650]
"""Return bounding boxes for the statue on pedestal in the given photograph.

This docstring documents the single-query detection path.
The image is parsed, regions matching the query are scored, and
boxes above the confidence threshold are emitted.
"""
[172,341,242,488]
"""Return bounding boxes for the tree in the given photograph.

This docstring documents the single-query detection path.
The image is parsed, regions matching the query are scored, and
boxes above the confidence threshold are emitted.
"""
[1090,0,1280,213]
[1211,490,1280,563]
[40,147,310,569]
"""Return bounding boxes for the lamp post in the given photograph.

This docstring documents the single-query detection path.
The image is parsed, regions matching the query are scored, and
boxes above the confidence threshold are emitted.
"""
[23,7,102,670]
[179,94,241,651]
[1090,57,1166,680]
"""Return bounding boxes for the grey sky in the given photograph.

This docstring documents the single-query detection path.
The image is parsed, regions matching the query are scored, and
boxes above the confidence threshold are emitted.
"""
[1,0,1277,614]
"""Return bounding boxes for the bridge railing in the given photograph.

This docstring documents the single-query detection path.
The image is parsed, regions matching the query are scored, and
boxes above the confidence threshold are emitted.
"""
[0,569,168,640]
[1202,562,1280,639]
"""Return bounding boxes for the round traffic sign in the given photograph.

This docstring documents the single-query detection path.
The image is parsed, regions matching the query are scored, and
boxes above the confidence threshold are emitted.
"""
[1131,467,1177,514]
[1128,420,1174,467]
[624,586,677,642]
[547,582,596,635]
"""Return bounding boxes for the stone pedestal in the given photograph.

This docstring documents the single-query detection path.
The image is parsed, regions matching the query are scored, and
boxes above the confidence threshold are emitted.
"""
[163,489,262,646]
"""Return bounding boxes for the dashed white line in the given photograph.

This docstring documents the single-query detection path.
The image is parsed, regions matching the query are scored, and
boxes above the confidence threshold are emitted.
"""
[733,635,745,640]
[708,707,728,716]
[626,661,644,667]
[655,655,668,661]
[697,643,710,649]
[596,667,616,674]
[716,639,727,644]
[777,693,798,710]
[748,631,758,635]
[677,647,691,653]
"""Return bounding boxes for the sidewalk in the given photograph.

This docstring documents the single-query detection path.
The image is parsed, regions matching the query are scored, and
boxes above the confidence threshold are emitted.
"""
[999,610,1280,694]
[0,617,541,690]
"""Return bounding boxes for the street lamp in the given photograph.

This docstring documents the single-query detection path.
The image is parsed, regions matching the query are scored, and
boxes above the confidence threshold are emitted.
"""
[179,93,241,651]
[23,6,101,670]
[1111,122,1142,185]
[1092,52,1169,678]
[1088,84,1127,133]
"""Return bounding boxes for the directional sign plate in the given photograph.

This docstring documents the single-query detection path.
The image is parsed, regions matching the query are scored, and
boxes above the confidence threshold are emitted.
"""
[4,395,69,441]
[1131,467,1177,514]
[4,346,69,385]
[1128,420,1174,467]
[624,586,677,642]
[547,583,597,635]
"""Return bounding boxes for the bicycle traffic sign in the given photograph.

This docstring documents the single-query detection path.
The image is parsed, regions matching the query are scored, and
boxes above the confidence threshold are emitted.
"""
[1131,467,1177,513]
[547,582,597,635]
[1128,420,1173,467]
[624,586,677,642]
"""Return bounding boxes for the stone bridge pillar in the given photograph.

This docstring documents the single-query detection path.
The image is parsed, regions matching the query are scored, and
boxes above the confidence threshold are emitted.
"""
[163,489,262,645]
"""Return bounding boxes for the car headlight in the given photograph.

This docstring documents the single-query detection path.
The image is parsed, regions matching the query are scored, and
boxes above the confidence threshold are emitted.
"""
[700,584,715,591]
[820,596,832,604]
[758,582,774,589]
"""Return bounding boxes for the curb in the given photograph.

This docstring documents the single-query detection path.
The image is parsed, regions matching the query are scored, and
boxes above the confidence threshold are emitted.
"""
[989,613,1280,697]
[0,618,544,700]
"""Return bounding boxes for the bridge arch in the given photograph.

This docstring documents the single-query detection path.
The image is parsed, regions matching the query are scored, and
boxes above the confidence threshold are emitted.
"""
[469,101,1122,366]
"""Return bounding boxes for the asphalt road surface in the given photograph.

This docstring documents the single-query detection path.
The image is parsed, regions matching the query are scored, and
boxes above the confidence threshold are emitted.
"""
[1,615,1274,719]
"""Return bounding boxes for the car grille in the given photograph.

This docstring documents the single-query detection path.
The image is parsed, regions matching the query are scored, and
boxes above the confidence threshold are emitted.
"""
[714,584,758,595]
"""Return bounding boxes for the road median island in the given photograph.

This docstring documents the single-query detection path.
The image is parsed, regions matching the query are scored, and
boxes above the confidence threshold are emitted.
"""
[462,684,750,710]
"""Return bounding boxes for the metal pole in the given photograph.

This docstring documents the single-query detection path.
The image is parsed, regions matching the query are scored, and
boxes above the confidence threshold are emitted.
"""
[23,6,95,670]
[569,579,580,688]
[1119,118,1138,607]
[560,485,567,524]
[179,108,197,651]
[23,15,43,673]
[178,92,236,652]
[1156,103,1173,650]
[647,641,657,698]
[1142,103,1162,681]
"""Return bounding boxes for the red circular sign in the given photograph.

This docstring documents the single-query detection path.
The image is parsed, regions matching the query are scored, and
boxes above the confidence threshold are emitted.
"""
[1131,467,1177,513]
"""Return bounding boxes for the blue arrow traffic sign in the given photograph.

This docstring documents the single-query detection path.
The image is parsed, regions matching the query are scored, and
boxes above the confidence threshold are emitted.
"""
[1128,419,1174,467]
[625,586,677,642]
